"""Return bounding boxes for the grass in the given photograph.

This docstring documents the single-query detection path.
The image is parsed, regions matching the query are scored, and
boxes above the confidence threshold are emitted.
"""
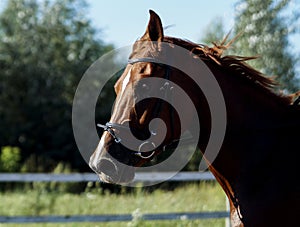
[0,182,227,227]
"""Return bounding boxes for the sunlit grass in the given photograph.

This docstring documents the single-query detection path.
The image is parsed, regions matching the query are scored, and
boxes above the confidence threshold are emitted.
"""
[0,182,227,227]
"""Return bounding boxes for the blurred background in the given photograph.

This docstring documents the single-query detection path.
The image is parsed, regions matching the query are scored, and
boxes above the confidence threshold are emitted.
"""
[0,0,299,174]
[0,0,299,226]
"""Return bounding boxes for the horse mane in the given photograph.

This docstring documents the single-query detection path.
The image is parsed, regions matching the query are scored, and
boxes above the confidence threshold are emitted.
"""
[164,36,293,105]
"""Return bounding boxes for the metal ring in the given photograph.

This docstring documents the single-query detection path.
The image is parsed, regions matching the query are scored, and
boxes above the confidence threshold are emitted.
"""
[135,141,156,159]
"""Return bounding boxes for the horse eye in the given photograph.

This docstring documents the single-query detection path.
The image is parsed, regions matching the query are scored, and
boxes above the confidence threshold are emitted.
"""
[140,67,145,74]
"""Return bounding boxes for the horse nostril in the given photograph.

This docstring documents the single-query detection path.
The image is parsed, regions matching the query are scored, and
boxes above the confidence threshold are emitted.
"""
[97,158,118,178]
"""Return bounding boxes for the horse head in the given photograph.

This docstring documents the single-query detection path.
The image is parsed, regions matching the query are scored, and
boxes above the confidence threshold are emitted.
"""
[89,11,190,183]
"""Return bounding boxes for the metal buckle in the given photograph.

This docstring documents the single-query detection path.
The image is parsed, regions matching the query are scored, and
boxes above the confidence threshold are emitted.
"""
[97,123,122,143]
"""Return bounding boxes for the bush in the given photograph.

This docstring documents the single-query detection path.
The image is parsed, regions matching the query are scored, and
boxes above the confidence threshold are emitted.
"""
[0,146,21,172]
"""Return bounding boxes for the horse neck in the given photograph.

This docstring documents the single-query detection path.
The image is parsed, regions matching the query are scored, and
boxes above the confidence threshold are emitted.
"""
[202,64,299,226]
[207,62,291,173]
[217,71,286,130]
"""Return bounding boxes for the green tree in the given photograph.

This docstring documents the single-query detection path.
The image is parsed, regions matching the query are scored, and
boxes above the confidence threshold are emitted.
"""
[200,17,227,45]
[0,0,114,171]
[233,0,299,91]
[200,0,299,92]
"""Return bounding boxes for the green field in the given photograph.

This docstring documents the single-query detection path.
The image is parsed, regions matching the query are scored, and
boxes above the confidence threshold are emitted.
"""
[0,182,227,227]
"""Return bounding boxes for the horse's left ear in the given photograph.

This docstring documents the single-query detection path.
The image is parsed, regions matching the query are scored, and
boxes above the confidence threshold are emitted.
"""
[141,10,164,41]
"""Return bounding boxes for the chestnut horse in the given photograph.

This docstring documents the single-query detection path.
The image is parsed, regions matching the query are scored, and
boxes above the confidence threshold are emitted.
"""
[89,10,300,226]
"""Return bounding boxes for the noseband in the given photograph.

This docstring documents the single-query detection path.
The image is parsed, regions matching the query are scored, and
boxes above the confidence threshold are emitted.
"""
[97,57,175,159]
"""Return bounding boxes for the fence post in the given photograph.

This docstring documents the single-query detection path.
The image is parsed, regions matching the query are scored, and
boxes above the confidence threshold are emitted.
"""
[225,197,231,227]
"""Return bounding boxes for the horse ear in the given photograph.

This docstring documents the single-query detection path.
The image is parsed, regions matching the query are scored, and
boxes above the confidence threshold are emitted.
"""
[141,10,164,41]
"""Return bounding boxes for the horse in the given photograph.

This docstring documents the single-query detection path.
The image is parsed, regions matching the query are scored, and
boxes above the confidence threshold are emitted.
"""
[89,10,300,226]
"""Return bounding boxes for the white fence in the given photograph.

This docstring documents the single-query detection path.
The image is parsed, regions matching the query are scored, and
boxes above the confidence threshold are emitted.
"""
[0,171,215,182]
[0,172,230,224]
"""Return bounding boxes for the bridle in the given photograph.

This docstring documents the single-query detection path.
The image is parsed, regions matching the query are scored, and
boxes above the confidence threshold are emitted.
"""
[97,57,177,159]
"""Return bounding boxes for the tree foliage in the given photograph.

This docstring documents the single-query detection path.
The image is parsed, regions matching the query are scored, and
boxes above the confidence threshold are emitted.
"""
[0,0,114,171]
[234,0,299,91]
[201,0,300,92]
[200,17,227,45]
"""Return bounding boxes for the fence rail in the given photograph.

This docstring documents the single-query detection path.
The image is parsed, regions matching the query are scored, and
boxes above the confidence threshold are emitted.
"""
[0,171,215,182]
[0,172,230,225]
[0,212,229,223]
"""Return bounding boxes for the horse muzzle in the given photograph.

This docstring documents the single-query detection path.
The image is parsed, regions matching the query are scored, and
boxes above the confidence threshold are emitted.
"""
[88,132,134,184]
[89,155,135,184]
